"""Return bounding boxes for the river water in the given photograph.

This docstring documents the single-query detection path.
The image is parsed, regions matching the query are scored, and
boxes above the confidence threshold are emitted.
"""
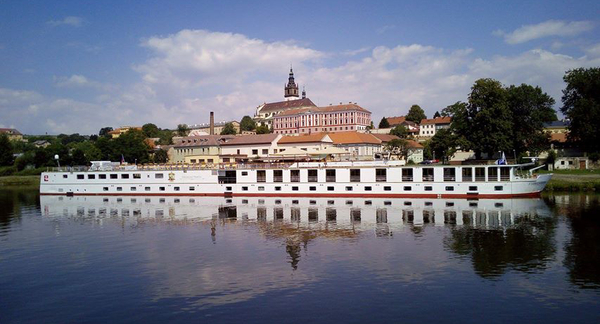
[1,189,599,323]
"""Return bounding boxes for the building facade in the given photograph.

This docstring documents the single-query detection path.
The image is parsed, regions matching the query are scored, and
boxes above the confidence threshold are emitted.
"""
[277,133,333,153]
[272,103,372,134]
[328,132,382,159]
[188,121,240,136]
[0,128,23,141]
[169,135,235,164]
[220,134,282,159]
[419,117,451,137]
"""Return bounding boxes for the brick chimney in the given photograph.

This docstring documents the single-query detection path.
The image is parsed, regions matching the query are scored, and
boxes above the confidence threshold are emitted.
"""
[210,111,214,135]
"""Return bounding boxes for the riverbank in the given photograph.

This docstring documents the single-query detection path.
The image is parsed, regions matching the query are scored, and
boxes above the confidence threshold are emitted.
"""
[0,176,40,188]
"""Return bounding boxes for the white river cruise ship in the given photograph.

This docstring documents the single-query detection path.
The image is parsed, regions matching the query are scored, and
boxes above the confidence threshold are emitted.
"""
[40,161,552,198]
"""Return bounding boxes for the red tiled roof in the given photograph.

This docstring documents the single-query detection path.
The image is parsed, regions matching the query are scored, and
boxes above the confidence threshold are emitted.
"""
[220,134,280,146]
[278,133,330,144]
[371,134,400,143]
[259,98,316,113]
[550,132,567,143]
[386,116,406,126]
[328,132,381,145]
[277,103,371,117]
[406,139,424,149]
[420,116,451,125]
[173,135,235,148]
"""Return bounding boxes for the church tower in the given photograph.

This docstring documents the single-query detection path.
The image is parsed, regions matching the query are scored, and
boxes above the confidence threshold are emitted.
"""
[284,67,299,101]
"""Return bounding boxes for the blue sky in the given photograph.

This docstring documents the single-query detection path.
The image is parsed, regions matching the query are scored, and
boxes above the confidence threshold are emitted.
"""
[1,0,599,134]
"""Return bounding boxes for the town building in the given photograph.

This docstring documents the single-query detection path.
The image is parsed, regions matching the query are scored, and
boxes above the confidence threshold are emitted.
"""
[220,133,282,161]
[169,135,235,164]
[405,140,424,163]
[277,133,333,153]
[272,103,372,134]
[419,117,451,137]
[188,121,240,136]
[543,120,570,134]
[0,128,23,141]
[384,116,420,135]
[108,126,142,139]
[328,132,382,159]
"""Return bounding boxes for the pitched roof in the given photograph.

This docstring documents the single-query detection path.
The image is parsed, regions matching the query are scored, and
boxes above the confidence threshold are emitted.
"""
[550,132,567,143]
[328,132,381,145]
[420,116,452,125]
[278,133,331,144]
[220,134,280,146]
[386,116,406,126]
[173,135,235,148]
[277,103,371,117]
[371,134,400,143]
[258,98,316,114]
[0,128,22,135]
[406,139,424,149]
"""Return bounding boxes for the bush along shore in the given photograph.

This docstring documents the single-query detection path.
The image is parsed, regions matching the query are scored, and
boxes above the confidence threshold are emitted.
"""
[0,175,41,187]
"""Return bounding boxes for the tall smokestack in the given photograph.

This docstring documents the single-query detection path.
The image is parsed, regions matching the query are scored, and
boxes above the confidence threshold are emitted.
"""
[210,111,214,135]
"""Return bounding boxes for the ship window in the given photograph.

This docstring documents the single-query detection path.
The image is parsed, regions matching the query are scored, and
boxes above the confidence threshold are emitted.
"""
[495,203,504,208]
[328,200,335,205]
[495,186,503,191]
[99,174,106,179]
[425,201,433,206]
[121,174,129,179]
[469,186,478,191]
[155,174,164,179]
[77,174,84,179]
[292,186,299,191]
[131,187,136,191]
[273,170,283,182]
[500,167,510,181]
[308,170,318,182]
[309,186,316,191]
[145,198,151,203]
[326,169,336,182]
[446,202,455,207]
[384,201,392,206]
[110,174,118,179]
[159,198,165,203]
[462,168,473,182]
[376,169,387,182]
[257,170,266,182]
[133,174,141,179]
[425,186,433,191]
[242,186,248,191]
[350,169,361,182]
[290,170,300,182]
[327,186,334,191]
[469,202,478,207]
[365,200,372,205]
[275,200,281,205]
[404,201,412,206]
[275,186,281,191]
[174,199,180,203]
[384,186,391,191]
[103,187,109,191]
[365,186,372,191]
[488,167,499,181]
[402,168,413,182]
[63,174,68,178]
[258,199,265,204]
[145,187,151,191]
[422,168,434,182]
[189,186,195,191]
[159,187,165,191]
[226,187,232,191]
[475,167,485,181]
[117,187,122,191]
[241,171,248,176]
[346,200,353,205]
[443,168,456,181]
[403,186,412,191]
[446,186,454,191]
[87,174,95,179]
[242,199,248,204]
[258,186,265,191]
[174,186,180,191]
[310,200,317,205]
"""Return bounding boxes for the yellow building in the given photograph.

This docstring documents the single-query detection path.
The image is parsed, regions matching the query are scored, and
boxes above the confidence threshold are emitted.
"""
[108,126,142,139]
[0,128,23,141]
[169,135,235,164]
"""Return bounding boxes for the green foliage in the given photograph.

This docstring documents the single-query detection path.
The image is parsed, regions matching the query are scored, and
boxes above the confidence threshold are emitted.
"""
[561,67,600,154]
[240,116,257,132]
[112,129,150,163]
[0,166,17,176]
[256,124,271,134]
[406,105,426,123]
[389,125,408,138]
[422,140,433,160]
[0,134,14,166]
[142,123,160,138]
[177,124,189,136]
[407,159,415,165]
[546,150,557,166]
[157,129,173,145]
[433,111,441,118]
[378,117,390,129]
[384,138,409,159]
[71,148,87,166]
[589,152,600,162]
[153,149,169,163]
[429,128,457,163]
[99,127,113,138]
[14,152,34,171]
[58,133,87,145]
[73,141,102,162]
[366,121,374,130]
[220,122,237,135]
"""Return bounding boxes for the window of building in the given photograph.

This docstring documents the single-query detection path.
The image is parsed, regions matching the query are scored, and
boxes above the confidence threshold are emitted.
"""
[376,169,387,182]
[262,149,268,155]
[252,149,258,155]
[257,170,266,182]
[326,169,336,182]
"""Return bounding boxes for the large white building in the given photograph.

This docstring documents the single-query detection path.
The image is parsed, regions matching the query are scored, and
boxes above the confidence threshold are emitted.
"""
[419,117,451,137]
[272,103,372,135]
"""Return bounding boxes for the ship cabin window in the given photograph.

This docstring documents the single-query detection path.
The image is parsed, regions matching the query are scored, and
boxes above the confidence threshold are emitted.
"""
[384,186,392,191]
[159,198,165,203]
[495,186,503,191]
[110,174,118,179]
[242,186,248,191]
[326,169,336,182]
[346,186,353,191]
[446,186,454,191]
[446,202,455,207]
[130,187,136,191]
[117,187,122,191]
[275,186,281,191]
[469,186,478,191]
[365,186,372,191]
[365,200,372,205]
[475,167,486,182]
[290,170,300,182]
[309,186,316,191]
[402,168,413,182]
[145,187,151,191]
[145,198,151,203]
[273,170,283,182]
[103,187,109,191]
[350,169,361,182]
[500,167,510,181]
[425,186,433,191]
[310,200,317,205]
[257,170,266,182]
[241,171,248,176]
[155,174,164,179]
[328,200,335,205]
[469,202,478,207]
[443,168,456,181]
[495,203,504,208]
[189,186,195,191]
[77,174,84,179]
[121,174,129,179]
[462,168,473,182]
[308,170,318,182]
[292,186,299,191]
[258,186,264,191]
[63,174,68,178]
[174,199,180,204]
[404,186,412,191]
[133,174,141,179]
[488,167,499,182]
[87,174,95,179]
[425,201,433,206]
[404,201,412,206]
[376,169,387,182]
[327,186,334,191]
[174,187,180,191]
[242,199,248,204]
[99,174,106,179]
[423,168,434,182]
[159,187,165,191]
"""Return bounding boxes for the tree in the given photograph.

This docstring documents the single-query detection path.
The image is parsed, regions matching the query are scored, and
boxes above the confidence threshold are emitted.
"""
[433,111,441,118]
[255,124,271,134]
[406,104,427,124]
[177,124,189,136]
[378,117,390,128]
[561,67,600,154]
[153,149,169,163]
[220,122,237,135]
[94,136,114,160]
[99,127,113,138]
[113,129,150,163]
[389,125,408,138]
[74,141,102,162]
[429,128,458,163]
[157,129,173,145]
[142,123,160,138]
[0,134,14,166]
[240,116,257,132]
[366,121,374,130]
[71,148,88,166]
[384,138,409,160]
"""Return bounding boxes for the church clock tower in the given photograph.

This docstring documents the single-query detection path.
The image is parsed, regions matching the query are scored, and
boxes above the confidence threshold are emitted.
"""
[284,67,299,101]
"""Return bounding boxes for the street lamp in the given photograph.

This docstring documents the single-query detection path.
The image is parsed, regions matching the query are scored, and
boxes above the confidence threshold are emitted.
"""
[54,154,60,168]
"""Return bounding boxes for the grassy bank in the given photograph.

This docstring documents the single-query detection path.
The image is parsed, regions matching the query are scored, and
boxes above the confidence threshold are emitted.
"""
[544,173,600,192]
[0,175,40,188]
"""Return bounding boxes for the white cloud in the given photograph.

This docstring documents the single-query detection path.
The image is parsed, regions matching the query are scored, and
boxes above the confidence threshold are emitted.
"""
[342,47,372,56]
[494,20,594,44]
[47,16,85,27]
[53,74,116,92]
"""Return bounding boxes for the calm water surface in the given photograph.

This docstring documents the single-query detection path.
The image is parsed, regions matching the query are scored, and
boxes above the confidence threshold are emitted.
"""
[1,189,599,323]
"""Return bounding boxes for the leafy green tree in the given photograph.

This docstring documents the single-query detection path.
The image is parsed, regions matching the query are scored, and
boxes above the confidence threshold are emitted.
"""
[15,152,34,171]
[256,124,271,134]
[378,117,390,128]
[561,67,600,154]
[46,142,71,166]
[389,125,408,138]
[142,123,160,138]
[71,148,88,166]
[220,122,237,135]
[94,136,114,160]
[384,138,409,159]
[153,149,169,163]
[99,127,113,138]
[240,116,257,132]
[33,149,49,168]
[406,104,427,124]
[177,124,189,136]
[113,129,150,163]
[157,129,173,145]
[429,128,458,163]
[74,141,102,162]
[0,134,15,166]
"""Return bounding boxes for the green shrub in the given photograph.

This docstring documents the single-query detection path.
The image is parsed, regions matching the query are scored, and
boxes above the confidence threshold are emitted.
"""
[0,166,17,176]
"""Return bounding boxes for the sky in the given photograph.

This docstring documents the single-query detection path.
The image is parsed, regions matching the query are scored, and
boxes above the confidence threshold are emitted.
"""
[0,0,599,135]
